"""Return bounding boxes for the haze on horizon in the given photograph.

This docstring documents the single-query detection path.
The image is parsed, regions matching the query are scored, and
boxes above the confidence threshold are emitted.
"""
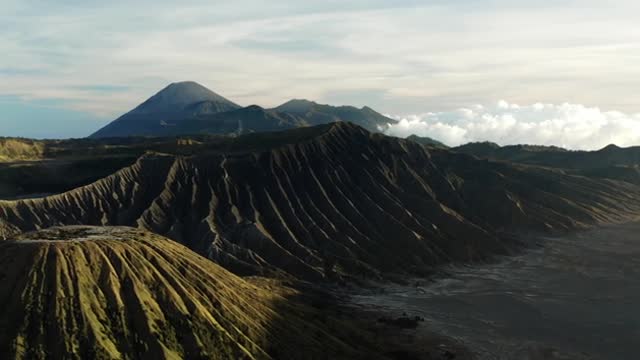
[1,0,639,149]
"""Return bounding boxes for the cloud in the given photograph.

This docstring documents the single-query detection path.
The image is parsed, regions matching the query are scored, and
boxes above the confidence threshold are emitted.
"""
[384,101,640,150]
[1,0,640,124]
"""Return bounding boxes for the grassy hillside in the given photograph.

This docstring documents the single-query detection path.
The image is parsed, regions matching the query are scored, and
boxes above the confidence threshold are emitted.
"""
[0,138,45,162]
[0,226,382,359]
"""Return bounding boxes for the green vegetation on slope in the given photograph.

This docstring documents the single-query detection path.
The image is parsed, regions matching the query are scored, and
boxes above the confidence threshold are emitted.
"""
[0,138,45,162]
[0,226,382,360]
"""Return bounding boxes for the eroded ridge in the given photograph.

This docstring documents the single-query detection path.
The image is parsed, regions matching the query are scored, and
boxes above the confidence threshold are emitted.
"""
[2,123,640,280]
[0,226,375,359]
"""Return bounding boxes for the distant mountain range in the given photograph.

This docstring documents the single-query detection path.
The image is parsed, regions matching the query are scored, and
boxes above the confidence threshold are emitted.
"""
[452,141,640,184]
[452,142,640,169]
[90,81,396,138]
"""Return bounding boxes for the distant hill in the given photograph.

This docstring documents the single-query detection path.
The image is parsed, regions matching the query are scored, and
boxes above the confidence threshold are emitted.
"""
[406,134,448,148]
[90,81,241,138]
[0,226,378,359]
[452,141,501,158]
[275,99,395,132]
[454,142,567,158]
[453,141,640,184]
[454,141,640,174]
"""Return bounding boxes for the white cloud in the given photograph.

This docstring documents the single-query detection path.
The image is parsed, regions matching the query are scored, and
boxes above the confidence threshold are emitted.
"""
[1,0,640,122]
[385,101,640,150]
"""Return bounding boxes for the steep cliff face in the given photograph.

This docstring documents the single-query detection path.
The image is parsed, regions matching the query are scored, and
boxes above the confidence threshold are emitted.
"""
[2,123,640,280]
[0,226,377,359]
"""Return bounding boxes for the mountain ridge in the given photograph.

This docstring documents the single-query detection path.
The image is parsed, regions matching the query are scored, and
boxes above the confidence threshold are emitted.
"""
[453,140,640,185]
[89,82,395,138]
[3,123,640,281]
[406,134,448,148]
[274,99,395,132]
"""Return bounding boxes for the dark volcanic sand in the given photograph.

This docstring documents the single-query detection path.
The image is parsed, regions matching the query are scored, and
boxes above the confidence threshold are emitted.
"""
[352,222,640,360]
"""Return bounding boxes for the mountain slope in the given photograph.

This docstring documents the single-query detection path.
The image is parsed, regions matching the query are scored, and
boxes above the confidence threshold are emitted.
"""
[89,83,395,138]
[3,123,640,280]
[90,81,241,138]
[0,226,379,359]
[406,134,448,148]
[153,105,309,137]
[275,99,395,132]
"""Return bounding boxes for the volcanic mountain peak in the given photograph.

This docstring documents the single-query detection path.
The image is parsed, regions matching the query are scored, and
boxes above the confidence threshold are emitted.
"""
[132,81,240,114]
[89,81,242,138]
[89,81,398,138]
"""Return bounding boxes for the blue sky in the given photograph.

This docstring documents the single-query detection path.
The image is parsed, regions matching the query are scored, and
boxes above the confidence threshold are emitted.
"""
[1,0,640,147]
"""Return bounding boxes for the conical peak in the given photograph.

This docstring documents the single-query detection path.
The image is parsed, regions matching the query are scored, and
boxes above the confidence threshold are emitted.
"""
[133,81,239,114]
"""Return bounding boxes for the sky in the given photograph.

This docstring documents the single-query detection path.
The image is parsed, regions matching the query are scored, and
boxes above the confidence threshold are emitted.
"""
[1,0,639,148]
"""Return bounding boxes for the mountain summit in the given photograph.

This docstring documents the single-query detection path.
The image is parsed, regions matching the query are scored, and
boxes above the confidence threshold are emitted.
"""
[133,81,239,114]
[89,81,241,138]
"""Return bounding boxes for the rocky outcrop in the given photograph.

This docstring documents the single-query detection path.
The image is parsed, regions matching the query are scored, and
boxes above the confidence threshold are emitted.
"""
[2,123,640,280]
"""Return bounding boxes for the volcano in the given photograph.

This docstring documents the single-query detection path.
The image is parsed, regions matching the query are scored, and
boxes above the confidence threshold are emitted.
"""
[90,81,241,138]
